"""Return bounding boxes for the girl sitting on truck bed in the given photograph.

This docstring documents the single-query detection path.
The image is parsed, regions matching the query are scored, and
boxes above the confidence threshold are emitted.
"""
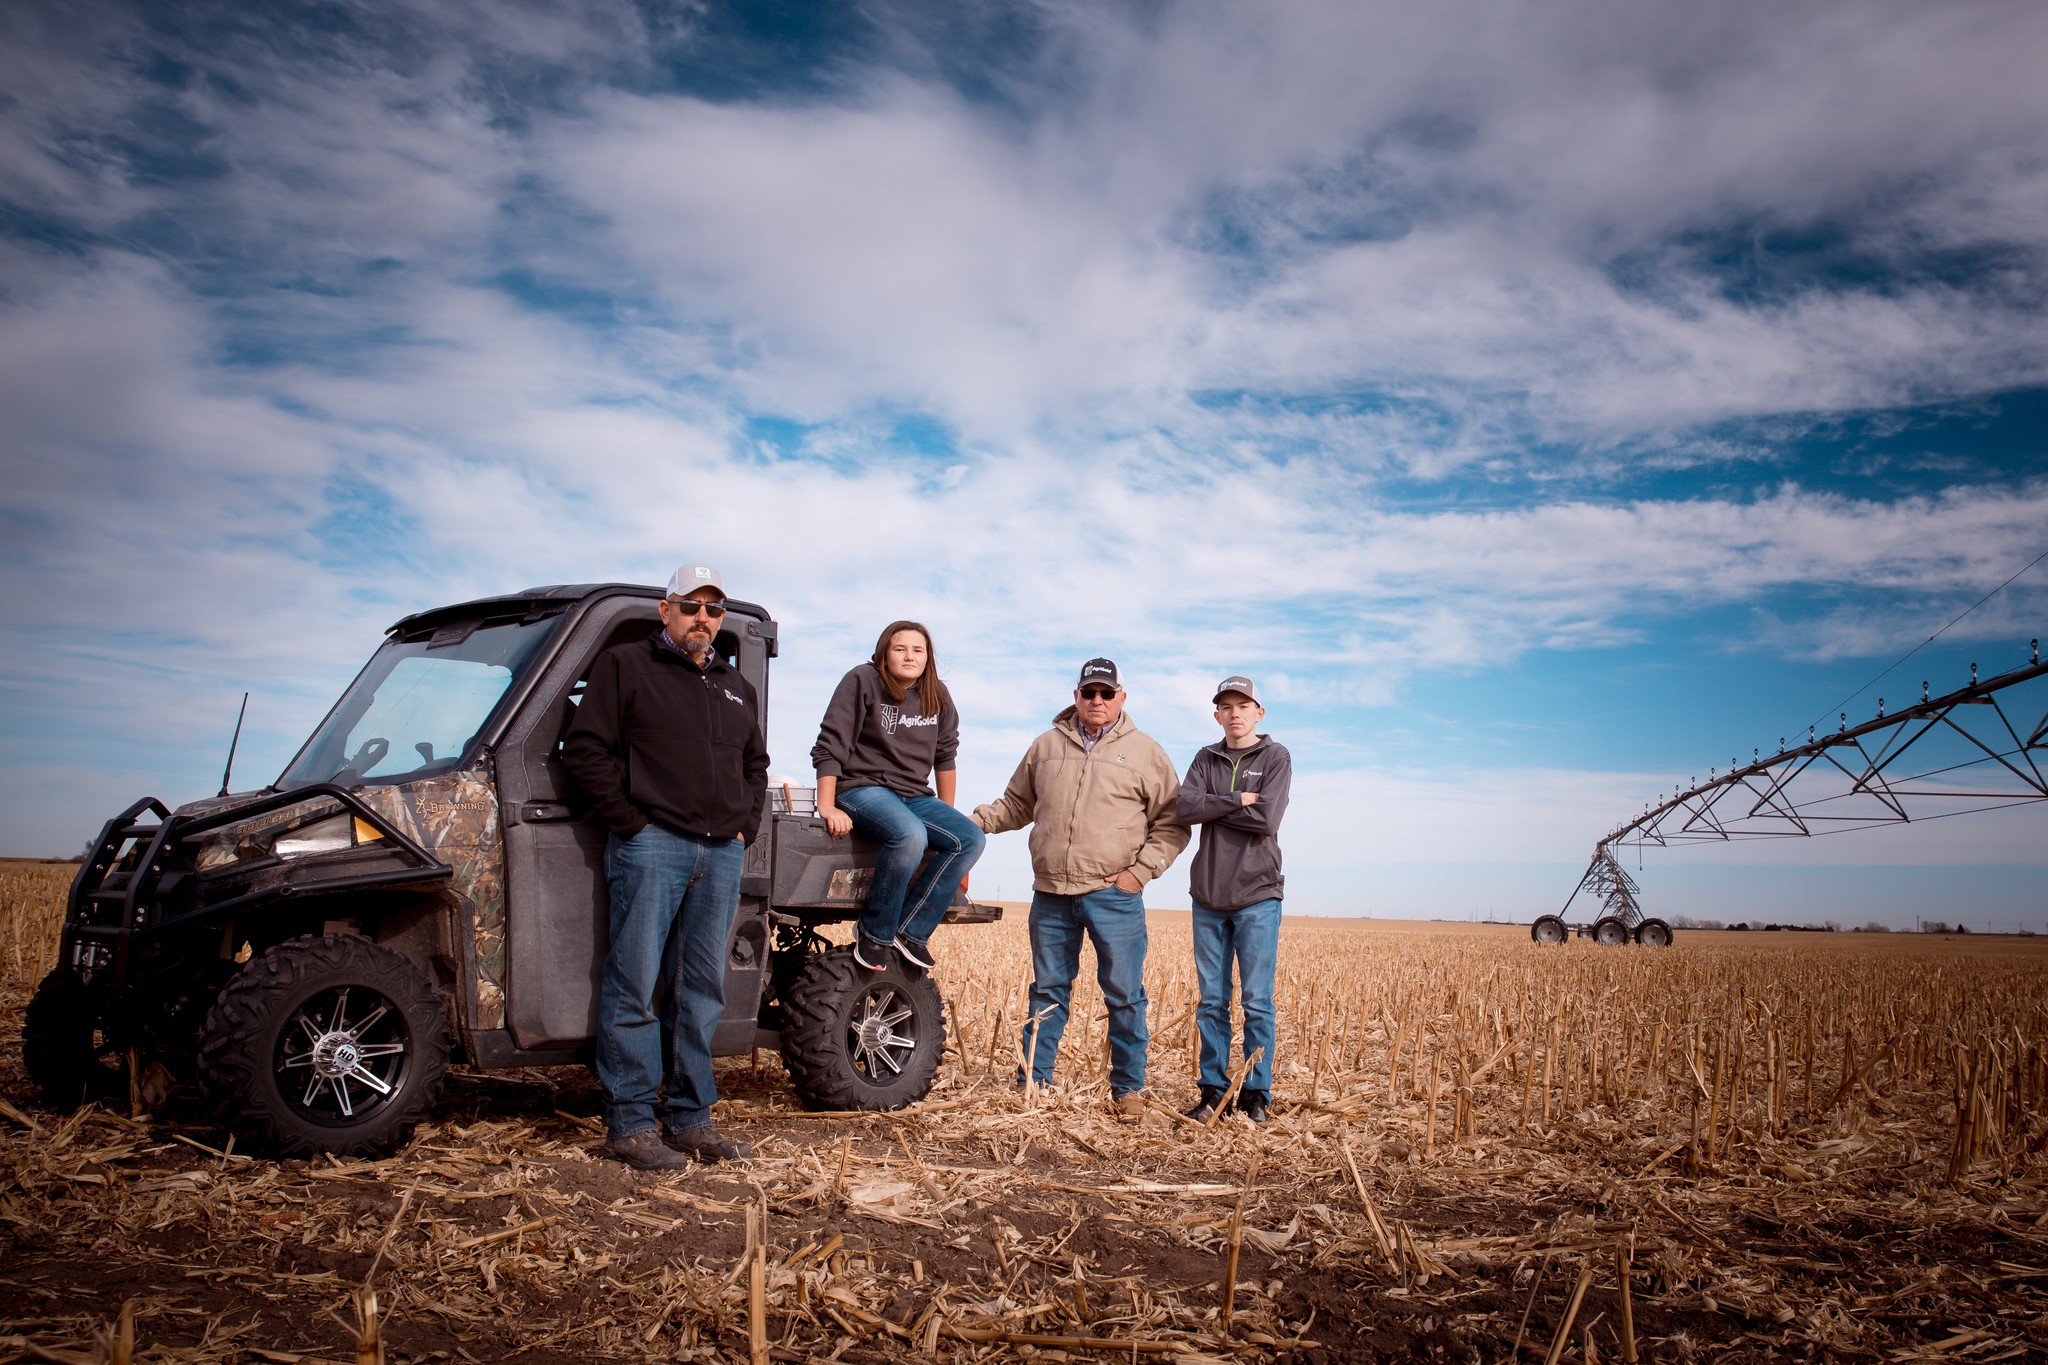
[811,620,986,975]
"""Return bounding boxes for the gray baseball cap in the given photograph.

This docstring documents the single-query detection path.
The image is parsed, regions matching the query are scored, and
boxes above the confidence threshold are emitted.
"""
[1212,675,1261,705]
[665,563,726,599]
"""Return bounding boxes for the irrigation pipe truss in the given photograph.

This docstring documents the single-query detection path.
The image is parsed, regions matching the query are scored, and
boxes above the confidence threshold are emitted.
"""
[1555,639,2048,941]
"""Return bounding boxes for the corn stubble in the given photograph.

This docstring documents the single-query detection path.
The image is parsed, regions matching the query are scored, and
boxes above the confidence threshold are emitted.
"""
[4,865,2047,1362]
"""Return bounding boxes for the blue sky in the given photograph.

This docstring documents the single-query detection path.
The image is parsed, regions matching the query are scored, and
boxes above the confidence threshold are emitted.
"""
[4,0,2046,927]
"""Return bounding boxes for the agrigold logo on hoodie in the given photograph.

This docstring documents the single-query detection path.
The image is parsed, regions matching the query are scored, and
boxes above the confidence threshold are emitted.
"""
[879,705,939,736]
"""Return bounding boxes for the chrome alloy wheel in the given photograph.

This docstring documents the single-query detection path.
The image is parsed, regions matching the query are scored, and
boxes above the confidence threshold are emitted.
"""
[848,983,917,1081]
[277,985,412,1122]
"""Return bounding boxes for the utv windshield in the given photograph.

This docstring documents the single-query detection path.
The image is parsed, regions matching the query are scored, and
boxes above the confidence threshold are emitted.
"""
[278,611,562,788]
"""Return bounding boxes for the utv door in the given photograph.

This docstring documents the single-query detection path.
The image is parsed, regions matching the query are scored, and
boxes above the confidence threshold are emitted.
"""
[494,591,777,1058]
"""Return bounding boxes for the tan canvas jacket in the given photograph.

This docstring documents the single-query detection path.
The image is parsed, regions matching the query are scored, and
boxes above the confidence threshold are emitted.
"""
[973,708,1190,895]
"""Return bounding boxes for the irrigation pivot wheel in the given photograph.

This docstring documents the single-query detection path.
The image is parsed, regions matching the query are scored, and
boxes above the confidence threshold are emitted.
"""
[198,934,449,1157]
[780,945,946,1111]
[1633,918,1674,947]
[1530,915,1569,944]
[1591,916,1632,946]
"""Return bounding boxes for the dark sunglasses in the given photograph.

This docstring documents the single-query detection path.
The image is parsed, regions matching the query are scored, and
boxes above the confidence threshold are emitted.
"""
[1078,686,1119,701]
[666,598,727,619]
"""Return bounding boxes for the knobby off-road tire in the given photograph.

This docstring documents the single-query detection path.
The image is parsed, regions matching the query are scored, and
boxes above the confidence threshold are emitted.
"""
[1529,915,1569,945]
[779,945,946,1112]
[23,969,128,1109]
[198,934,449,1158]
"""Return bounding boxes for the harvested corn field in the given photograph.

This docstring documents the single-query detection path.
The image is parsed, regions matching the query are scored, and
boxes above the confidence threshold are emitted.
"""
[4,860,2048,1363]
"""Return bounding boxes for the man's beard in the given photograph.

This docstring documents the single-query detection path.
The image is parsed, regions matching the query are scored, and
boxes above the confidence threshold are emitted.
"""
[664,625,717,660]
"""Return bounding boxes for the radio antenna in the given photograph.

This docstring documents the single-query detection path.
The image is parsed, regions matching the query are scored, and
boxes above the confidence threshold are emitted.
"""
[218,692,250,797]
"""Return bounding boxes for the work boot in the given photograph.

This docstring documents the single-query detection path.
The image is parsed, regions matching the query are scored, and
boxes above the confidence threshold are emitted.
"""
[602,1130,693,1171]
[1183,1086,1226,1122]
[1236,1090,1273,1125]
[1112,1092,1161,1127]
[663,1125,752,1163]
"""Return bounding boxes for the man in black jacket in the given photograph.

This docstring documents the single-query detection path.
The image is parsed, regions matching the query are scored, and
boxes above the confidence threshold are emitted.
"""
[562,563,769,1169]
[1175,675,1291,1124]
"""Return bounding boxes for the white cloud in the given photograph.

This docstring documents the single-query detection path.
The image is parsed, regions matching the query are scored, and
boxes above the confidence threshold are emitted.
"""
[516,0,2048,445]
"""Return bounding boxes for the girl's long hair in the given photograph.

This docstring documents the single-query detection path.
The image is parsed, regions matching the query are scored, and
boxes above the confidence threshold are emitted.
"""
[870,620,948,716]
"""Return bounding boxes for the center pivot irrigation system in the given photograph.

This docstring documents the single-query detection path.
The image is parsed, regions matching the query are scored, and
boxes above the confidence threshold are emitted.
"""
[1536,639,2048,947]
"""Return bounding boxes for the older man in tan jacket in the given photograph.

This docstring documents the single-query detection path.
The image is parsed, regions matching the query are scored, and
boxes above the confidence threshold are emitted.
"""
[973,658,1188,1121]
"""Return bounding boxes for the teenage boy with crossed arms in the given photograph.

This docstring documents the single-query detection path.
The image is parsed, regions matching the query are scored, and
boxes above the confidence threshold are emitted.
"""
[1176,675,1291,1123]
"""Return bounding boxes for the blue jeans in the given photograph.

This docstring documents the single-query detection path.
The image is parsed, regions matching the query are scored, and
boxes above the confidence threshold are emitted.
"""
[1021,887,1150,1096]
[599,825,744,1137]
[835,786,986,949]
[1192,898,1281,1095]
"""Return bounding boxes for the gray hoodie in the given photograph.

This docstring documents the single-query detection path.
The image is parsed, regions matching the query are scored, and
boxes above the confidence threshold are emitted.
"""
[811,663,959,798]
[1176,736,1290,911]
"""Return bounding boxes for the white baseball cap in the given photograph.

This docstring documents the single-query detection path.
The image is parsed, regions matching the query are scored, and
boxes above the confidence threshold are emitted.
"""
[665,563,726,599]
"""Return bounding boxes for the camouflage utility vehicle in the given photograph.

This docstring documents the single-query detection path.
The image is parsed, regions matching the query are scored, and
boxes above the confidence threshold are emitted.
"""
[25,584,998,1156]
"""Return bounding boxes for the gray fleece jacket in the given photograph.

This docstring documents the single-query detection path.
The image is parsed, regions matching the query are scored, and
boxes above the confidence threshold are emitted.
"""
[1176,735,1290,911]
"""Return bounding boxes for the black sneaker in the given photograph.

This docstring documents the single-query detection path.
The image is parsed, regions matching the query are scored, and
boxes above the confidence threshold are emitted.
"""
[603,1130,693,1171]
[1183,1086,1226,1122]
[893,935,934,975]
[663,1126,751,1163]
[851,937,891,972]
[1236,1090,1272,1125]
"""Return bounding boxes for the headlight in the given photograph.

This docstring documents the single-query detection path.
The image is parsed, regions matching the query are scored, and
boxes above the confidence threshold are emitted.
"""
[195,801,385,871]
[274,813,357,858]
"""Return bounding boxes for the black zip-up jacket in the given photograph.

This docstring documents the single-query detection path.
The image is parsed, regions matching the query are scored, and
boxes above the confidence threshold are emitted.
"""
[561,635,770,841]
[1176,735,1290,911]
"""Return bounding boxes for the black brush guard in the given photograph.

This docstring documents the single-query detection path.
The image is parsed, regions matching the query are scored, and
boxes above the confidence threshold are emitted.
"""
[63,785,450,989]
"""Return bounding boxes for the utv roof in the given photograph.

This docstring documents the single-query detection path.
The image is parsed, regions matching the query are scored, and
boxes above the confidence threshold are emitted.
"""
[388,584,773,637]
